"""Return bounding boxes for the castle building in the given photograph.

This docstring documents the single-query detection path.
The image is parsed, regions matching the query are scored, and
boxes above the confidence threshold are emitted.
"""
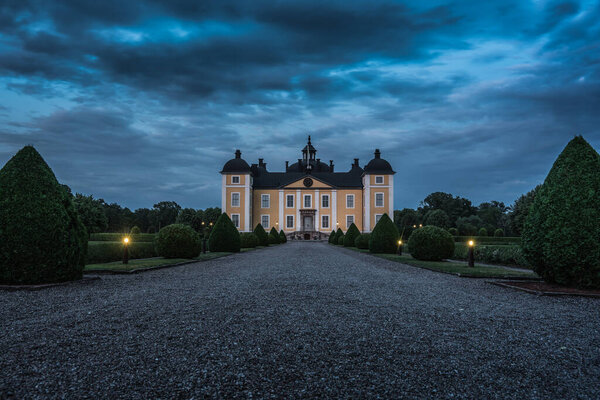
[220,136,395,239]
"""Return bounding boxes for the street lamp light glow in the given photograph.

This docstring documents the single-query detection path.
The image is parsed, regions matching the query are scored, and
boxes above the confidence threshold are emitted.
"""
[398,240,402,245]
[468,240,474,247]
[123,237,130,244]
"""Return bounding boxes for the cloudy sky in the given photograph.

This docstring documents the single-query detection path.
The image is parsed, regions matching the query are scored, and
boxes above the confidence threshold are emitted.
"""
[0,1,598,210]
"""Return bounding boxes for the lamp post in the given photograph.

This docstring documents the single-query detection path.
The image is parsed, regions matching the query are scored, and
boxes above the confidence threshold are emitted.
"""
[202,222,207,254]
[397,239,403,255]
[123,237,130,264]
[468,240,475,268]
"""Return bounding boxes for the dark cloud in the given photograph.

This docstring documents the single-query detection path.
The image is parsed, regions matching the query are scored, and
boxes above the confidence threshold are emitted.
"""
[0,0,599,209]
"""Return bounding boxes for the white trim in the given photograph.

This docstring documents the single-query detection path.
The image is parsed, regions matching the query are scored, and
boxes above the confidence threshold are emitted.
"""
[244,178,250,232]
[315,189,319,231]
[374,214,383,226]
[374,192,385,208]
[321,215,330,229]
[346,214,355,229]
[389,176,394,219]
[332,190,337,230]
[261,194,270,208]
[231,213,240,228]
[221,175,226,213]
[321,194,330,208]
[286,215,294,229]
[231,175,241,184]
[231,192,240,207]
[303,194,312,209]
[346,194,355,209]
[364,176,370,232]
[260,214,270,229]
[375,175,384,184]
[278,190,284,231]
[296,190,301,230]
[286,194,294,208]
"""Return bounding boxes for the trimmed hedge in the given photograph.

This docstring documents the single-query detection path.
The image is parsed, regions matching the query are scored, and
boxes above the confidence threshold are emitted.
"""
[87,241,157,264]
[279,230,287,243]
[208,214,241,253]
[0,146,87,284]
[343,223,360,247]
[448,228,459,236]
[337,234,345,245]
[240,232,258,248]
[523,136,600,287]
[453,236,521,245]
[478,228,488,237]
[130,226,141,235]
[328,230,336,244]
[454,244,530,269]
[333,228,344,245]
[408,225,454,261]
[254,224,269,247]
[157,224,202,258]
[494,228,504,237]
[268,227,280,244]
[369,213,399,254]
[90,232,156,242]
[355,233,370,249]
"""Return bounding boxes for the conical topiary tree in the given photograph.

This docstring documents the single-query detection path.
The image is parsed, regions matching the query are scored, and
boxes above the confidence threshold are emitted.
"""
[328,229,336,244]
[253,223,269,246]
[343,223,360,247]
[279,230,287,243]
[333,228,344,244]
[369,213,400,254]
[522,136,600,288]
[269,227,280,244]
[0,146,88,284]
[208,213,241,252]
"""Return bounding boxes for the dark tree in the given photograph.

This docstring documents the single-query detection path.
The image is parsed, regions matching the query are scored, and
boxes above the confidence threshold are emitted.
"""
[153,201,181,230]
[509,186,541,236]
[419,192,477,226]
[424,209,450,229]
[73,193,108,235]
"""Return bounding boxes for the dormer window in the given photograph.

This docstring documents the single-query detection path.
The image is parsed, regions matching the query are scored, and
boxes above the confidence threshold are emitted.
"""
[375,176,383,184]
[232,176,240,184]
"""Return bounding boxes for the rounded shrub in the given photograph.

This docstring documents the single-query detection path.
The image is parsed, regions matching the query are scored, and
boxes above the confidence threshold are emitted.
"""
[337,234,345,245]
[240,232,258,248]
[253,224,269,246]
[207,213,241,253]
[328,230,336,244]
[130,226,141,235]
[0,146,87,284]
[369,213,399,254]
[354,233,370,249]
[279,230,287,243]
[156,224,201,258]
[523,136,600,288]
[494,228,504,237]
[448,227,459,236]
[408,225,455,261]
[343,223,360,247]
[478,227,488,237]
[268,227,280,244]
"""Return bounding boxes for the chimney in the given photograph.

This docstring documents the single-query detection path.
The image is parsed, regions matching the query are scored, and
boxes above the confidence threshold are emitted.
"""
[329,160,334,172]
[298,159,302,171]
[353,158,359,167]
[235,149,241,159]
[285,161,289,171]
[316,158,321,171]
[258,158,264,167]
[374,149,381,159]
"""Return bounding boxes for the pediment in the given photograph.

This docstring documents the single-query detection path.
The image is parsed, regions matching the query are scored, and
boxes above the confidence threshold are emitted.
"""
[282,176,334,189]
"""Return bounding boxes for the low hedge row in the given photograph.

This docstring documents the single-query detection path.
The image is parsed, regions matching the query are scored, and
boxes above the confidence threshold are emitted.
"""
[453,236,520,245]
[90,233,156,242]
[87,241,157,264]
[453,244,530,268]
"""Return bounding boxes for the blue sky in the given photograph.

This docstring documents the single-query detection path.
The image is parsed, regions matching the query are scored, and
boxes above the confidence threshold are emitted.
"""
[0,0,598,210]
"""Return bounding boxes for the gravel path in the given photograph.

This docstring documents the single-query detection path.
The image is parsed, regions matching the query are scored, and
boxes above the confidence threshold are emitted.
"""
[1,242,599,399]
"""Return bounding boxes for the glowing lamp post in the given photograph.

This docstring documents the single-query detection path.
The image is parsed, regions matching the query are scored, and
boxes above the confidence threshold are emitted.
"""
[397,239,403,256]
[468,240,475,268]
[123,237,130,264]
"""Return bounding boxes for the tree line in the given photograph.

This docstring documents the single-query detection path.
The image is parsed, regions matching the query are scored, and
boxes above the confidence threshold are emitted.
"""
[394,187,540,237]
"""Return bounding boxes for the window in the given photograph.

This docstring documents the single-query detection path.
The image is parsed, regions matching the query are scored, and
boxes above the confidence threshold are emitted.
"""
[375,214,383,224]
[286,194,294,208]
[322,194,329,208]
[322,215,329,229]
[232,176,240,184]
[286,215,294,229]
[261,215,269,228]
[261,194,270,208]
[346,215,354,228]
[304,195,311,208]
[346,194,354,208]
[231,192,240,207]
[375,193,384,207]
[231,214,240,228]
[375,176,384,184]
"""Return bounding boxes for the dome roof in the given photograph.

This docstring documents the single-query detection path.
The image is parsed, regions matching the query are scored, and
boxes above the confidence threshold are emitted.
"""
[221,149,251,173]
[288,159,330,173]
[364,149,394,174]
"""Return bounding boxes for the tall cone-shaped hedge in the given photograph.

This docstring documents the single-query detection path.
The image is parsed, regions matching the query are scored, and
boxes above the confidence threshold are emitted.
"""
[279,230,287,243]
[0,146,87,284]
[208,213,241,252]
[269,227,280,244]
[343,223,360,247]
[328,230,336,244]
[523,136,600,288]
[253,223,269,246]
[333,228,344,244]
[369,213,399,254]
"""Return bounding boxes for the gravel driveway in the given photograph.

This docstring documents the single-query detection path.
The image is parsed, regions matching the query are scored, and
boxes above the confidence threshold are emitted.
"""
[1,241,599,399]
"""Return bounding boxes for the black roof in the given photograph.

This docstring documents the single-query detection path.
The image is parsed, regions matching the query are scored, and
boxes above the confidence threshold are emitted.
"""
[221,149,251,173]
[251,164,364,188]
[364,149,395,174]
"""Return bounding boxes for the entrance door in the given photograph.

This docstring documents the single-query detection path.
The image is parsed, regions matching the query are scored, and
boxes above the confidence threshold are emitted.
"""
[303,216,313,231]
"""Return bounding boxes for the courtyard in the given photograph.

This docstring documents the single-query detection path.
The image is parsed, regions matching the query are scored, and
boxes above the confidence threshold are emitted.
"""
[1,241,599,398]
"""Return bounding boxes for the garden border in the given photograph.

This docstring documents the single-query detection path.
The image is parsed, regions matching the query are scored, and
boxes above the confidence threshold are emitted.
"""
[489,281,600,298]
[0,276,100,291]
